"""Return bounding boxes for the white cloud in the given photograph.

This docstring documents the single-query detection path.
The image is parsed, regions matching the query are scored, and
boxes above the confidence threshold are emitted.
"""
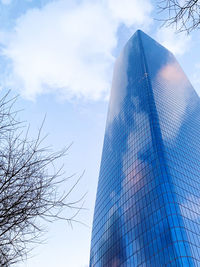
[107,0,152,27]
[1,0,152,100]
[155,27,191,55]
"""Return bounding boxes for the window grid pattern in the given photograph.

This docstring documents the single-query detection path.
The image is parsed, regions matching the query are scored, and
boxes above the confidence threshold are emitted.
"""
[90,30,200,266]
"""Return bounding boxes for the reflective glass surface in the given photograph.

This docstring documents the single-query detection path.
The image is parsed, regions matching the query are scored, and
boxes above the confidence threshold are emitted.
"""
[90,30,200,266]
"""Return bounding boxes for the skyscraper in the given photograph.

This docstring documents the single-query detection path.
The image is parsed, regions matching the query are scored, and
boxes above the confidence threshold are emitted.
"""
[90,30,200,266]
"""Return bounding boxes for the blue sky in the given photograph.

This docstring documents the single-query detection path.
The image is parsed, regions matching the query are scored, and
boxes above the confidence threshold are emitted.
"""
[0,0,200,267]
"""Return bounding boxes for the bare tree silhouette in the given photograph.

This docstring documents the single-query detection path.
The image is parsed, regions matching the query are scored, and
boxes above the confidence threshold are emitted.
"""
[0,91,84,266]
[157,0,200,33]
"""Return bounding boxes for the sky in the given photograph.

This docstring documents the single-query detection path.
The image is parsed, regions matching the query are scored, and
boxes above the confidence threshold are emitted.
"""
[0,0,200,267]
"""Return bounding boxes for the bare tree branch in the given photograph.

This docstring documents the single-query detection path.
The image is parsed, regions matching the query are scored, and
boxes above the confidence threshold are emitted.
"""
[156,0,200,33]
[0,91,84,266]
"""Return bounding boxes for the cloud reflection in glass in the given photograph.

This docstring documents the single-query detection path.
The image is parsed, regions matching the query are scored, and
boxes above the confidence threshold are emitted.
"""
[90,30,200,267]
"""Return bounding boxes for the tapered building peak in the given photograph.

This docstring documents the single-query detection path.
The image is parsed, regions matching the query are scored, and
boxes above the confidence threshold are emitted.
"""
[90,30,200,266]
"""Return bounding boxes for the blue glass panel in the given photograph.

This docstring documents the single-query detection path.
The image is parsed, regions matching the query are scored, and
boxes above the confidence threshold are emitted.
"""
[90,30,200,266]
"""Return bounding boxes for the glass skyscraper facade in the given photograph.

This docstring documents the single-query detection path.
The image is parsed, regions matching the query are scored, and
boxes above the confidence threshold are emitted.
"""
[90,30,200,266]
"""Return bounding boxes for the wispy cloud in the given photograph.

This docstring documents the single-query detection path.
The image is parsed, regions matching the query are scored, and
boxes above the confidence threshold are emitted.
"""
[0,0,152,100]
[155,27,191,55]
[107,0,152,27]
